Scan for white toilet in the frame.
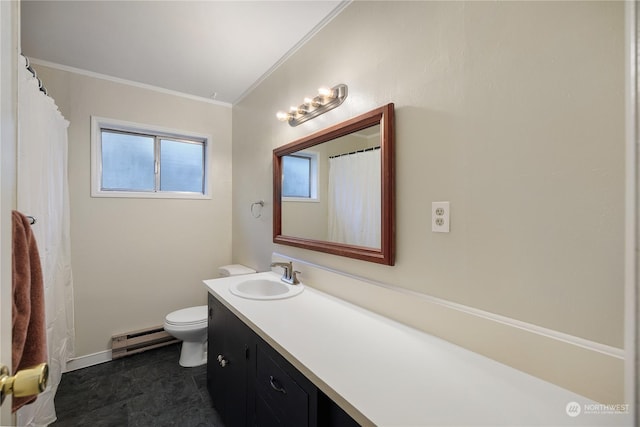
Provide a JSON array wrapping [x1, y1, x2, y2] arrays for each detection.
[[164, 305, 208, 367], [164, 264, 256, 367]]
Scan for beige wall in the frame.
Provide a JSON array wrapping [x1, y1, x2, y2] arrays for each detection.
[[35, 65, 233, 357], [233, 1, 625, 402]]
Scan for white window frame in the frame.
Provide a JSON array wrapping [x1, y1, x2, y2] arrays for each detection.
[[91, 116, 212, 199], [282, 150, 320, 203]]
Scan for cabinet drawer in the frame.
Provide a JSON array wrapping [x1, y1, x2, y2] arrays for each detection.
[[256, 345, 309, 426]]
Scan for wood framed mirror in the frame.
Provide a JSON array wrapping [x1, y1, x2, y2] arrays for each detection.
[[273, 103, 395, 265]]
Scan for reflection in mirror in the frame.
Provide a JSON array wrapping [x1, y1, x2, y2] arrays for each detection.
[[281, 124, 381, 248], [274, 104, 394, 265]]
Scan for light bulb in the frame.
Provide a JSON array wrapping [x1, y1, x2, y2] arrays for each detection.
[[276, 111, 290, 121], [305, 96, 321, 107], [318, 87, 335, 98]]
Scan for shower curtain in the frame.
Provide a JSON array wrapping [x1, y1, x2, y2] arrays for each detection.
[[16, 55, 75, 427], [328, 149, 381, 248]]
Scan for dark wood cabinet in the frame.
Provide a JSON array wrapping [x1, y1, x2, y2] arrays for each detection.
[[207, 293, 359, 427], [208, 293, 252, 427], [254, 341, 318, 427]]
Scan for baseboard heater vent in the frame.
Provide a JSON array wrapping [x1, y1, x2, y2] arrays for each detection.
[[111, 325, 180, 359]]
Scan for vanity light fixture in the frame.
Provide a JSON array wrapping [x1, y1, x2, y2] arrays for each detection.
[[276, 84, 348, 127]]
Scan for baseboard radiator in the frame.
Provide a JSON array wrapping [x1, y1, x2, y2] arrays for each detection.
[[111, 325, 180, 359]]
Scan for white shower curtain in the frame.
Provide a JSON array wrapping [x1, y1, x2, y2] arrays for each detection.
[[16, 55, 75, 427], [328, 149, 381, 248]]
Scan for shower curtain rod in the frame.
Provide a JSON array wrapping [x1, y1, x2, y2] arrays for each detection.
[[329, 145, 380, 159], [23, 55, 48, 96]]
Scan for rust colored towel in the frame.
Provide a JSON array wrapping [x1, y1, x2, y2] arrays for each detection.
[[11, 210, 47, 412]]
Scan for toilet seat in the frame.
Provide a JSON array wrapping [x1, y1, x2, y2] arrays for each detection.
[[165, 305, 207, 327]]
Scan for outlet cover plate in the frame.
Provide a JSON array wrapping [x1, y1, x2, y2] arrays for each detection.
[[432, 201, 450, 233]]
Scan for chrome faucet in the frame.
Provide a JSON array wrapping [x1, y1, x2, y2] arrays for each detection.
[[270, 261, 300, 285]]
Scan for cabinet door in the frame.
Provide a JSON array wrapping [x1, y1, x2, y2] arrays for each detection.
[[208, 294, 251, 427], [207, 294, 226, 413], [254, 340, 318, 427]]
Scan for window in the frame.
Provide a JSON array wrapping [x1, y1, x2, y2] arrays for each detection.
[[282, 155, 311, 197], [91, 117, 211, 199], [282, 151, 319, 201]]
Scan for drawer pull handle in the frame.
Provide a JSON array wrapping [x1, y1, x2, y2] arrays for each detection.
[[269, 376, 287, 394]]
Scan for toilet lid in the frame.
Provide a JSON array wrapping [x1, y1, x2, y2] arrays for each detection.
[[165, 305, 207, 326]]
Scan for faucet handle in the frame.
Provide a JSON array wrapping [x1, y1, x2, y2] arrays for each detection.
[[292, 271, 302, 285]]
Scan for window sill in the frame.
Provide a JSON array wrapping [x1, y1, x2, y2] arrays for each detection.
[[282, 197, 320, 203], [91, 190, 211, 200]]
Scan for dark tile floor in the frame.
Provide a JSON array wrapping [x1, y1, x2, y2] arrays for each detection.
[[51, 343, 225, 427]]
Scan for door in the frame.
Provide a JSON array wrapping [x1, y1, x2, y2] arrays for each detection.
[[0, 0, 18, 424]]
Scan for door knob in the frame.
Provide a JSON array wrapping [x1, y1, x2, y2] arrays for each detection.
[[0, 363, 48, 405]]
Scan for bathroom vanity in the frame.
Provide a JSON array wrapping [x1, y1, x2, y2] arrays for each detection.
[[204, 271, 628, 427], [207, 292, 357, 427]]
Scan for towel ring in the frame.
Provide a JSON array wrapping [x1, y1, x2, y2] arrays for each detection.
[[251, 200, 264, 218]]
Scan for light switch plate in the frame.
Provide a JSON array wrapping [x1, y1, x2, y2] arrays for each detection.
[[432, 201, 450, 233]]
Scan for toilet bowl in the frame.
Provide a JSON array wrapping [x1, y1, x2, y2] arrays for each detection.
[[164, 264, 257, 367], [163, 305, 208, 367]]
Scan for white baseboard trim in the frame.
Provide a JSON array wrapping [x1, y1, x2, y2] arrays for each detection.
[[64, 350, 112, 373]]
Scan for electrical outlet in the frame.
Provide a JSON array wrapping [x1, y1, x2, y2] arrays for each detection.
[[432, 201, 450, 233]]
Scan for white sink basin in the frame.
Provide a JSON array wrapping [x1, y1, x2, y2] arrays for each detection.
[[229, 279, 304, 300]]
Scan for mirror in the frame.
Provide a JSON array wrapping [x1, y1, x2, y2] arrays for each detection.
[[273, 103, 395, 265]]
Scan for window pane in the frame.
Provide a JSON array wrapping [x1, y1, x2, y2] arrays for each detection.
[[160, 139, 204, 193], [101, 131, 155, 191], [282, 155, 311, 197]]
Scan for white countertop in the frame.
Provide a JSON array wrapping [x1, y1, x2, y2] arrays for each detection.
[[204, 272, 630, 427]]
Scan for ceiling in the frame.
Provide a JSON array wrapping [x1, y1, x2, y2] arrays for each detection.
[[20, 0, 348, 105]]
